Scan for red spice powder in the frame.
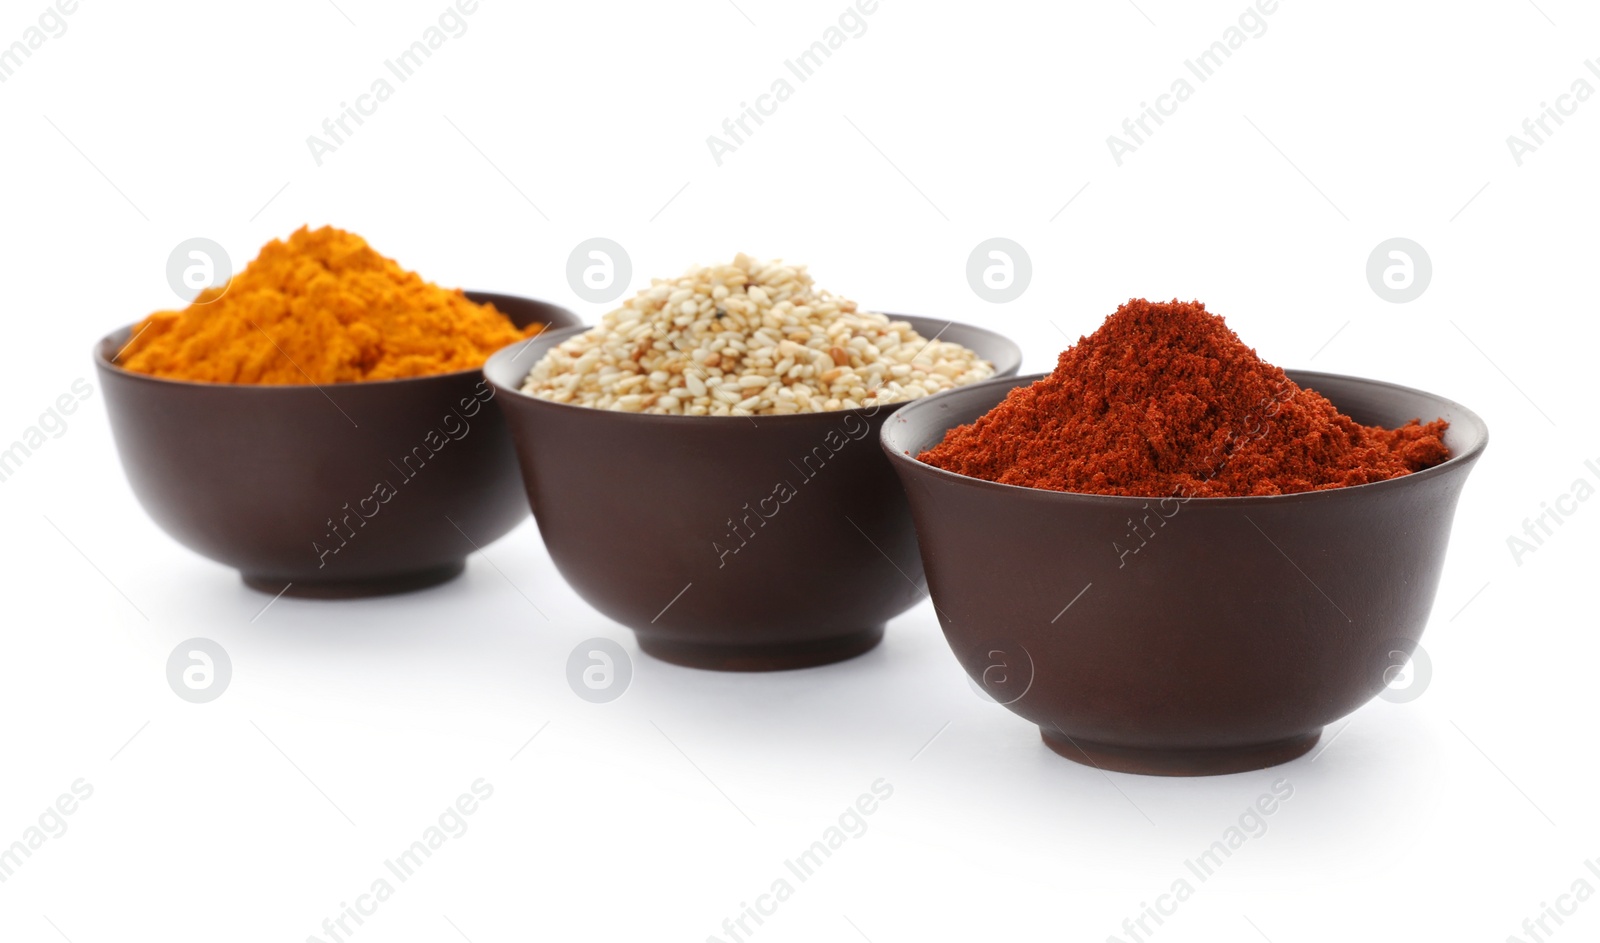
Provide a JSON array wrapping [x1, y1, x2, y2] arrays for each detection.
[[918, 299, 1450, 497]]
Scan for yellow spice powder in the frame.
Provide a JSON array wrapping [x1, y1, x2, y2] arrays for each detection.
[[119, 226, 540, 384]]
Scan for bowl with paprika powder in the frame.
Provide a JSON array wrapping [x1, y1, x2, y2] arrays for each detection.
[[485, 254, 1022, 670], [96, 226, 581, 598], [881, 299, 1487, 775]]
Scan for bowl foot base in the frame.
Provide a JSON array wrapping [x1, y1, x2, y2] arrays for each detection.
[[1040, 727, 1321, 777], [638, 626, 885, 672], [242, 561, 466, 600]]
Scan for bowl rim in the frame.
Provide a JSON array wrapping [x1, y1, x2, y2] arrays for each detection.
[[881, 368, 1490, 505], [91, 289, 580, 392], [482, 312, 1025, 426]]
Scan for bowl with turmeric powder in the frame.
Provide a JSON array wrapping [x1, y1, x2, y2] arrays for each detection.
[[95, 226, 580, 598], [881, 299, 1488, 775], [484, 254, 1021, 670]]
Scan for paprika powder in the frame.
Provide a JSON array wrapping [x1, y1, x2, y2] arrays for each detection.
[[918, 299, 1449, 497]]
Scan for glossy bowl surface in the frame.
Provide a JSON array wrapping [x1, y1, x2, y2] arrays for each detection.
[[96, 291, 580, 598], [881, 369, 1488, 774]]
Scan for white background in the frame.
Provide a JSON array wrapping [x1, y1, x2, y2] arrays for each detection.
[[1, 1, 1596, 941]]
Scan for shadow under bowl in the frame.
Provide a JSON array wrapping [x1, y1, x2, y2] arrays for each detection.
[[484, 315, 1023, 670], [95, 291, 581, 598], [881, 370, 1488, 775]]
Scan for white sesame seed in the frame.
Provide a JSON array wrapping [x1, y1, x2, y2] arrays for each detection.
[[521, 253, 994, 415]]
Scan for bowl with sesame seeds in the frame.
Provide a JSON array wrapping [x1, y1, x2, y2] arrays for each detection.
[[484, 254, 1020, 670]]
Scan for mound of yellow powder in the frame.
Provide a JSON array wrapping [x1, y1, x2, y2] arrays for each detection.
[[118, 226, 540, 384]]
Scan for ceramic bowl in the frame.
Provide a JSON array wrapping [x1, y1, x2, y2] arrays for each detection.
[[485, 315, 1022, 670], [95, 291, 580, 598], [881, 369, 1488, 775]]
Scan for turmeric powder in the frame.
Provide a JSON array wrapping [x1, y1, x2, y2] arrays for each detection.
[[118, 226, 542, 384]]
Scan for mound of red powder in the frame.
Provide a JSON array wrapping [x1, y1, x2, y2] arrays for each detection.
[[918, 299, 1449, 497]]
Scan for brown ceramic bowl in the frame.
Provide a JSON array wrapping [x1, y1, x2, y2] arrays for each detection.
[[95, 291, 580, 598], [485, 316, 1022, 671], [882, 370, 1488, 776]]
